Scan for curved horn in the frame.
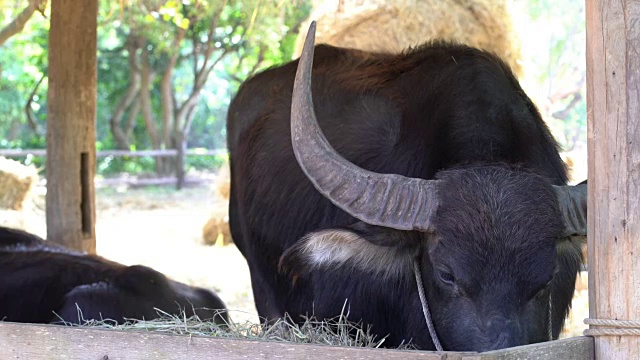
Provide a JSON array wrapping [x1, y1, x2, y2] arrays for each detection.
[[553, 183, 588, 237], [290, 21, 439, 231]]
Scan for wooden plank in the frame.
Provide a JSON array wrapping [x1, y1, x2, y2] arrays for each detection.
[[0, 322, 459, 360], [0, 149, 47, 157], [94, 176, 210, 188], [462, 337, 594, 360], [45, 0, 98, 253], [585, 0, 640, 359], [98, 149, 179, 157]]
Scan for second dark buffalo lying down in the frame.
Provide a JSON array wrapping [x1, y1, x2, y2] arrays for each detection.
[[227, 22, 587, 351], [0, 226, 228, 325]]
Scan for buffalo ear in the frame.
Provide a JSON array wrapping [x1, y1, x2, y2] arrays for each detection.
[[553, 182, 587, 237], [278, 225, 419, 280]]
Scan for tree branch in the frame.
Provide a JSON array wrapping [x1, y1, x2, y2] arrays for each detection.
[[549, 74, 586, 103], [552, 92, 583, 120], [124, 95, 141, 140], [197, 0, 228, 77], [0, 0, 47, 46], [246, 45, 266, 77], [24, 72, 46, 135], [174, 2, 230, 134]]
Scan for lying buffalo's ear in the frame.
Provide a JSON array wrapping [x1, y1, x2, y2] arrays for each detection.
[[278, 224, 419, 280]]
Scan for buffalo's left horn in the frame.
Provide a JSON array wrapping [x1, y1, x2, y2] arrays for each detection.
[[290, 21, 439, 231], [553, 183, 587, 237]]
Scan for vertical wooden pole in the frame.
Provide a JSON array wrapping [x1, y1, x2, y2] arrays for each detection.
[[586, 0, 640, 358], [46, 0, 98, 253]]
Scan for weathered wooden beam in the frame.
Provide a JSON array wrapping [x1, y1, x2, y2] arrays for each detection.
[[0, 322, 596, 359], [461, 337, 594, 360], [585, 0, 640, 359], [0, 149, 47, 157], [0, 322, 459, 360], [46, 0, 98, 253], [95, 176, 210, 188]]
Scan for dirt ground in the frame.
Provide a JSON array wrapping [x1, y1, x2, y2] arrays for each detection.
[[15, 178, 588, 337]]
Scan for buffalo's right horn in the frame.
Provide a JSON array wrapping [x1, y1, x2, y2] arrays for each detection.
[[290, 21, 439, 232], [553, 183, 588, 237]]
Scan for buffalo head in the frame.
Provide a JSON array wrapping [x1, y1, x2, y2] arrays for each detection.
[[280, 22, 587, 351]]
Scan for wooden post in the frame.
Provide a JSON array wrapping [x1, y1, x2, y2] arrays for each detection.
[[0, 322, 596, 360], [586, 0, 640, 358], [46, 0, 98, 253]]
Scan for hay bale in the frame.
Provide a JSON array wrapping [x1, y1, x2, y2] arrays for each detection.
[[294, 0, 522, 77], [0, 157, 39, 210], [202, 208, 232, 246], [202, 165, 233, 246], [215, 165, 230, 201], [560, 142, 588, 184]]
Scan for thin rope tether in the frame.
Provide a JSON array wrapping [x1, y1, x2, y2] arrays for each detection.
[[547, 294, 553, 341], [584, 318, 640, 336], [414, 260, 444, 351]]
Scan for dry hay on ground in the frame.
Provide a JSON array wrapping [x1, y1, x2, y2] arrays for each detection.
[[202, 208, 232, 246], [214, 164, 230, 200], [295, 0, 522, 77], [0, 156, 39, 211], [202, 166, 233, 246]]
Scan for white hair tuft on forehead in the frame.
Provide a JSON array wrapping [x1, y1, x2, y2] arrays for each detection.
[[290, 229, 418, 279]]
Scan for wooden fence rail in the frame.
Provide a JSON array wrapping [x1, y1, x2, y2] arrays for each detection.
[[0, 322, 594, 360], [0, 148, 228, 158], [0, 148, 228, 189]]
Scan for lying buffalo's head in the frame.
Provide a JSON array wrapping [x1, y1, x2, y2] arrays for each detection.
[[279, 22, 587, 351]]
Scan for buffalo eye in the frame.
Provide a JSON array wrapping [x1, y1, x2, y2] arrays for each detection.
[[437, 268, 456, 286]]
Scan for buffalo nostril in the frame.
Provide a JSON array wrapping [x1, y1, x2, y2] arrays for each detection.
[[481, 317, 523, 351]]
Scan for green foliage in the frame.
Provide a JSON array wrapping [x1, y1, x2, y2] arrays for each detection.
[[94, 0, 311, 154], [0, 0, 49, 143], [186, 153, 228, 171], [513, 0, 586, 152], [1, 0, 310, 168], [1, 0, 584, 179]]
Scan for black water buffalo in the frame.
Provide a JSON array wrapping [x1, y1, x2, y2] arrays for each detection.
[[227, 23, 587, 351], [0, 226, 228, 325]]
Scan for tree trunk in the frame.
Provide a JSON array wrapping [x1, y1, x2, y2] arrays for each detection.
[[160, 28, 185, 148], [175, 131, 186, 190], [109, 37, 141, 150], [46, 0, 98, 253], [7, 119, 21, 141], [139, 47, 160, 150]]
